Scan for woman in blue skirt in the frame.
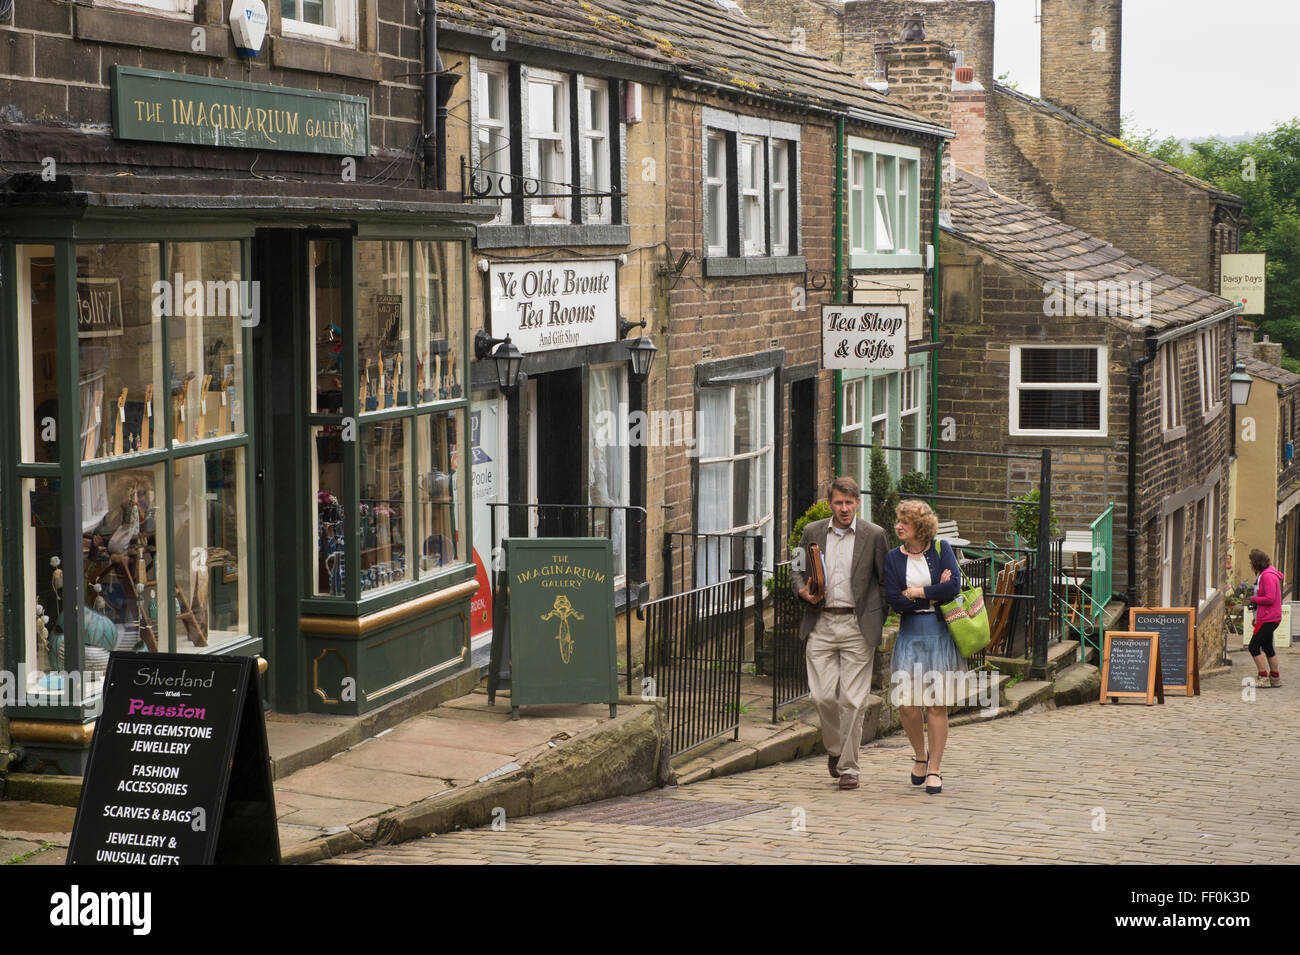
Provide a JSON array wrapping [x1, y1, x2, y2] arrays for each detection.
[[884, 499, 965, 794]]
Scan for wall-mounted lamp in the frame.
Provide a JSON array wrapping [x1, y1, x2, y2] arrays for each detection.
[[474, 330, 524, 396]]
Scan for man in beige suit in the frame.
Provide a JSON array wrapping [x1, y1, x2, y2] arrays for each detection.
[[790, 476, 887, 789]]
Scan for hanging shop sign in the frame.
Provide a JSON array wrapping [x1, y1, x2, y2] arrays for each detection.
[[489, 538, 618, 719], [821, 304, 908, 370], [110, 67, 369, 156], [488, 260, 618, 353], [68, 653, 280, 865], [1220, 253, 1265, 315]]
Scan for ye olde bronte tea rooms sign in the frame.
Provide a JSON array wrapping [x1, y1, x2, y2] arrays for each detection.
[[489, 260, 618, 353]]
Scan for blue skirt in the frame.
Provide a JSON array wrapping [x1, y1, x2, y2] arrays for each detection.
[[890, 611, 968, 706]]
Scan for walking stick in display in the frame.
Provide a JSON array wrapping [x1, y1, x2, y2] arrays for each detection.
[[391, 352, 401, 407], [83, 386, 104, 461], [141, 384, 153, 451], [114, 388, 127, 455]]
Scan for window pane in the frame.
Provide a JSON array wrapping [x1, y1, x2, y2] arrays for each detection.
[[414, 241, 464, 404], [587, 366, 626, 578], [698, 388, 730, 458], [167, 241, 246, 443], [361, 420, 413, 592], [1018, 391, 1101, 430], [735, 381, 761, 454], [172, 450, 247, 652], [76, 244, 163, 462], [311, 240, 346, 414], [529, 81, 557, 134], [17, 247, 58, 463], [82, 466, 167, 662], [698, 462, 730, 534], [314, 425, 347, 597], [357, 240, 410, 410], [418, 410, 468, 574], [1019, 348, 1098, 384]]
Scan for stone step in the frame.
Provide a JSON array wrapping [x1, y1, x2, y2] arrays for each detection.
[[987, 639, 1083, 681], [1005, 679, 1053, 714], [1053, 663, 1101, 707]]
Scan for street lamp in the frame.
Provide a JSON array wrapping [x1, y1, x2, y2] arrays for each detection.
[[619, 317, 657, 380], [474, 330, 524, 396], [1230, 363, 1252, 406]]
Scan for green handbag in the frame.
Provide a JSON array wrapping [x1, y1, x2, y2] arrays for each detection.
[[933, 540, 991, 656]]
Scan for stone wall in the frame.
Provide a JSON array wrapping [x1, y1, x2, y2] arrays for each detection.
[[1039, 0, 1123, 137]]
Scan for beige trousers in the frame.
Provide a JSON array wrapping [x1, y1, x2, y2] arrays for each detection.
[[805, 611, 876, 777]]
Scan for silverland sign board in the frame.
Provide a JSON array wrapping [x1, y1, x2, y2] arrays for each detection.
[[111, 67, 369, 156], [68, 653, 279, 866], [489, 260, 619, 353], [822, 304, 908, 370]]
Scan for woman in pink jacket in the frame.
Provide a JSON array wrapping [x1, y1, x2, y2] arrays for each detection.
[[1247, 549, 1283, 687]]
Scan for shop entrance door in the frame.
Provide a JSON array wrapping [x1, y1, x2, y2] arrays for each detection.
[[788, 376, 816, 532], [531, 367, 585, 537]]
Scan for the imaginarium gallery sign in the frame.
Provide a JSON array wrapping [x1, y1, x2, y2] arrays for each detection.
[[110, 67, 369, 156], [499, 538, 618, 718]]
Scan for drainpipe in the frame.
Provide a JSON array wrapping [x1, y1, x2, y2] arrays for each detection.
[[833, 115, 845, 479], [929, 139, 943, 493], [421, 0, 440, 189], [1126, 339, 1158, 606]]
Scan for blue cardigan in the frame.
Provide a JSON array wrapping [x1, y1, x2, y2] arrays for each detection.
[[884, 538, 962, 613]]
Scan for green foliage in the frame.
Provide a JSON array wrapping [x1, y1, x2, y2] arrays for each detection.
[[995, 70, 1020, 92], [1122, 117, 1300, 364], [869, 436, 900, 547], [788, 498, 831, 553], [897, 470, 933, 499], [1013, 487, 1059, 550]]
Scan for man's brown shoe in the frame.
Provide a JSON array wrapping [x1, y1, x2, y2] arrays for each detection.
[[838, 774, 859, 790], [827, 754, 841, 779]]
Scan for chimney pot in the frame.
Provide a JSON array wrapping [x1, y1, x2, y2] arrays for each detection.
[[900, 13, 926, 42], [955, 66, 974, 83]]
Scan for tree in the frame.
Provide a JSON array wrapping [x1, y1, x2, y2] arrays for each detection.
[[869, 436, 899, 547], [1123, 118, 1300, 363]]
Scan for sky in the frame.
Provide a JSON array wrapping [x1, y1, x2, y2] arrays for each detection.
[[992, 0, 1300, 140]]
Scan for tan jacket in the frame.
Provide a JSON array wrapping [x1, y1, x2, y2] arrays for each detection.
[[789, 517, 888, 647]]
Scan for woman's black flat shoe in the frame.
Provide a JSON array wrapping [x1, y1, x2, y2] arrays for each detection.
[[925, 772, 943, 794], [911, 755, 929, 786]]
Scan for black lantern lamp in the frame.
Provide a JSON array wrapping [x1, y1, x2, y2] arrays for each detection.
[[619, 317, 657, 380], [1230, 363, 1253, 406], [474, 330, 524, 396]]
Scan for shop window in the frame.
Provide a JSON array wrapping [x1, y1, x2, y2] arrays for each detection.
[[310, 238, 469, 600], [841, 377, 866, 492], [697, 374, 774, 585], [847, 136, 921, 269], [13, 239, 253, 691], [900, 366, 925, 475], [282, 0, 357, 46], [1010, 345, 1107, 437]]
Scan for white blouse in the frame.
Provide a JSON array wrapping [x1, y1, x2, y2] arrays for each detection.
[[906, 553, 935, 612]]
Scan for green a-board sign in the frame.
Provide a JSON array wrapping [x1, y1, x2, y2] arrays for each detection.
[[110, 67, 369, 156], [490, 538, 618, 720]]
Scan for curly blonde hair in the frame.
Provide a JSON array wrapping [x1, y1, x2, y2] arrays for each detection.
[[895, 499, 938, 545]]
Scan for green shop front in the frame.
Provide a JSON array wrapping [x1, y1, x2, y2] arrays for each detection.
[[0, 72, 488, 775]]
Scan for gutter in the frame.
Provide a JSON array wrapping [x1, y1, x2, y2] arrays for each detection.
[[1150, 305, 1242, 345], [1126, 339, 1159, 606], [422, 0, 440, 189], [929, 139, 943, 493], [833, 115, 845, 478]]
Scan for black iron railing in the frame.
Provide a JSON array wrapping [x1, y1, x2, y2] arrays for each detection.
[[637, 576, 746, 757], [662, 530, 767, 670], [769, 561, 810, 713]]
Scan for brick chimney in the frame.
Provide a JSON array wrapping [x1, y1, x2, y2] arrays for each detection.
[[950, 63, 986, 178], [882, 34, 961, 207], [1040, 0, 1123, 137]]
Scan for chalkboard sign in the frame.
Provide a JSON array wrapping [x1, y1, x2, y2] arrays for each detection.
[[1099, 631, 1165, 705], [1130, 607, 1198, 696], [491, 538, 618, 720], [68, 653, 280, 865]]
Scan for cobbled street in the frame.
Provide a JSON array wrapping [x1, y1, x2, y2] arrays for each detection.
[[324, 648, 1300, 864]]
